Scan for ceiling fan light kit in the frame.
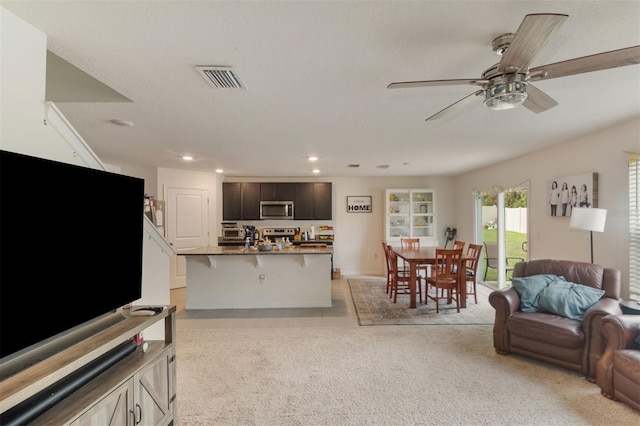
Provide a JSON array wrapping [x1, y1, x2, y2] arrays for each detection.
[[388, 13, 640, 121], [481, 64, 529, 110], [484, 81, 528, 110]]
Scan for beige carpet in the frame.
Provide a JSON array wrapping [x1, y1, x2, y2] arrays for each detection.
[[348, 277, 495, 325], [175, 326, 639, 425]]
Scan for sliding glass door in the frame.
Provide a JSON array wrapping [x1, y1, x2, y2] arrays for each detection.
[[477, 182, 529, 289]]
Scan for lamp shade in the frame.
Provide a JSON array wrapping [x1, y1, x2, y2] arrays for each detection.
[[569, 208, 607, 232]]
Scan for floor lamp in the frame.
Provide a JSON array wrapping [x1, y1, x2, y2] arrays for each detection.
[[569, 207, 607, 264]]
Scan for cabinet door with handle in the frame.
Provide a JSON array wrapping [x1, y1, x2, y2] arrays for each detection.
[[313, 182, 332, 220], [260, 183, 294, 201], [241, 183, 261, 220], [222, 183, 242, 220], [134, 350, 171, 426], [294, 183, 314, 220], [294, 182, 332, 220], [70, 379, 134, 426]]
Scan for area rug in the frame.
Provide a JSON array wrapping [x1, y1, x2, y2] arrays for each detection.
[[347, 277, 495, 326]]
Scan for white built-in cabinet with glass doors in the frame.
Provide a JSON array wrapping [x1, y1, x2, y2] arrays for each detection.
[[385, 189, 437, 246]]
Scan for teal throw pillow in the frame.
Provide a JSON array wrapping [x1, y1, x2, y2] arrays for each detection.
[[537, 280, 605, 320], [511, 274, 564, 312]]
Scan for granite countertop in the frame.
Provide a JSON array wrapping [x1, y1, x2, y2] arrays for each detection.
[[177, 245, 333, 256], [217, 238, 333, 246]]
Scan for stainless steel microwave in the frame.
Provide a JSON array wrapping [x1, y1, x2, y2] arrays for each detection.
[[260, 201, 294, 219]]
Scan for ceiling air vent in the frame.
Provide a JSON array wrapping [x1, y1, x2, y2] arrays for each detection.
[[196, 66, 246, 89]]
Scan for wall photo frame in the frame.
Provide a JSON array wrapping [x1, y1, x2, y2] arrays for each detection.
[[548, 172, 598, 217], [347, 196, 372, 213]]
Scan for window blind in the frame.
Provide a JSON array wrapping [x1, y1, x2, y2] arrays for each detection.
[[630, 153, 639, 301]]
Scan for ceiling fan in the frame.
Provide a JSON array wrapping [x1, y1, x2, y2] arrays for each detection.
[[387, 13, 640, 121]]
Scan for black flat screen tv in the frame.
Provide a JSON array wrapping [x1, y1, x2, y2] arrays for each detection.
[[0, 150, 144, 362]]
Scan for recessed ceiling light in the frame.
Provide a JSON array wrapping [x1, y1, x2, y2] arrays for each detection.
[[215, 169, 223, 173], [312, 169, 320, 174], [110, 119, 134, 127], [182, 155, 193, 161], [308, 156, 318, 162]]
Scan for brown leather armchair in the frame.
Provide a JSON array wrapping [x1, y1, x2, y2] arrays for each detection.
[[596, 314, 640, 411], [489, 259, 621, 380]]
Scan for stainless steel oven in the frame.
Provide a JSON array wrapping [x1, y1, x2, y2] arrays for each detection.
[[260, 201, 294, 219]]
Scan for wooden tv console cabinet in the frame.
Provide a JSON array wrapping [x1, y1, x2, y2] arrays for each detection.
[[0, 306, 176, 425]]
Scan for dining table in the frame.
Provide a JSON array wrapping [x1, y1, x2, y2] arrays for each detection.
[[392, 246, 474, 309]]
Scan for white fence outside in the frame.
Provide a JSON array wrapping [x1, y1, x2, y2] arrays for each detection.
[[482, 206, 527, 234]]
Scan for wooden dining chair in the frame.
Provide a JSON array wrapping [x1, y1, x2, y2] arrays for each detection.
[[434, 240, 465, 280], [453, 240, 466, 251], [464, 243, 483, 304], [448, 240, 466, 273], [381, 241, 404, 295], [388, 245, 422, 304], [401, 238, 420, 250], [400, 238, 429, 277], [382, 241, 393, 294], [425, 248, 462, 313], [436, 240, 466, 295]]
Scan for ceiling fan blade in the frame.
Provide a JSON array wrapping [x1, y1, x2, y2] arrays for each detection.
[[498, 13, 568, 73], [530, 45, 640, 81], [387, 79, 487, 89], [522, 83, 558, 113], [426, 90, 484, 121]]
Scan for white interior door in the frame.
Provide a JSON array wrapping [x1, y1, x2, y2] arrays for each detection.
[[166, 187, 209, 289]]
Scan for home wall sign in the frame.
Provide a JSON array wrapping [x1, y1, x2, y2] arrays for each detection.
[[347, 196, 372, 213]]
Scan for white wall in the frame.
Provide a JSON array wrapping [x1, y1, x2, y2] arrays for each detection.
[[118, 162, 159, 198], [0, 8, 80, 164], [332, 176, 455, 275], [1, 8, 171, 338], [454, 117, 639, 299]]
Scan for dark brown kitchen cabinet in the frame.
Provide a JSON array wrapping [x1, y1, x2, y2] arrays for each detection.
[[224, 181, 331, 220], [294, 182, 332, 220], [294, 183, 314, 220], [260, 183, 294, 201], [313, 182, 332, 220], [223, 182, 261, 220], [241, 183, 261, 220], [223, 182, 242, 220]]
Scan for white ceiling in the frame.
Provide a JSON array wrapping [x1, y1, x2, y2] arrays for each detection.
[[3, 1, 639, 177]]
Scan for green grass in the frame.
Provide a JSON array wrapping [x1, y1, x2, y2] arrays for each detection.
[[481, 230, 528, 282]]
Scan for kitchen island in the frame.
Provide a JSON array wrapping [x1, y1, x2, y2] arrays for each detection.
[[177, 246, 333, 309]]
